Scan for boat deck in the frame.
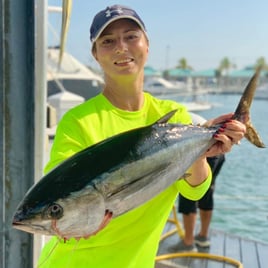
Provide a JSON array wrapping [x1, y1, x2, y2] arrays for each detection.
[[156, 220, 268, 268]]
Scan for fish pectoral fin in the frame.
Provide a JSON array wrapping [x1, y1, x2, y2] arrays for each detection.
[[156, 110, 178, 124], [245, 121, 265, 148], [107, 163, 171, 199]]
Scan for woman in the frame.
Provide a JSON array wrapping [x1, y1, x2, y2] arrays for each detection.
[[39, 5, 245, 267]]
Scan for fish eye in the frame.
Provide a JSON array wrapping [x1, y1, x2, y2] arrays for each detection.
[[46, 203, 63, 219]]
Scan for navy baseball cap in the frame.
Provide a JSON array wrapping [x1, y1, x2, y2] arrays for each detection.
[[90, 5, 147, 43]]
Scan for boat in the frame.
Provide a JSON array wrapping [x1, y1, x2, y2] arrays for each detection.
[[158, 92, 212, 112], [144, 77, 212, 112], [144, 76, 188, 96], [47, 47, 104, 100], [46, 47, 105, 124], [180, 101, 212, 112]]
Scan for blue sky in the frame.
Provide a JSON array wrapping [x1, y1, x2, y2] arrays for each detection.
[[48, 0, 268, 71]]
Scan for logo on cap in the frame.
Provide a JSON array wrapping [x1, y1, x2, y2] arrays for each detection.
[[105, 7, 124, 18]]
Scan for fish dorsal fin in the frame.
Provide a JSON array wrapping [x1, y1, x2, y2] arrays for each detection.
[[233, 66, 261, 117], [232, 66, 265, 148], [156, 110, 178, 124]]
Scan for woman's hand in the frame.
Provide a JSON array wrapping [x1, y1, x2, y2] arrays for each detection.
[[204, 113, 247, 157]]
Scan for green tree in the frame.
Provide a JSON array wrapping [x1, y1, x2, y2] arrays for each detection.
[[255, 57, 268, 70], [218, 57, 232, 74], [176, 58, 193, 70]]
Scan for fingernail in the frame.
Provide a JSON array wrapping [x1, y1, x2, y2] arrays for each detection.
[[213, 134, 219, 138], [218, 128, 225, 133]]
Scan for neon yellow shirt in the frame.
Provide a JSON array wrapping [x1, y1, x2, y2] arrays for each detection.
[[39, 92, 211, 267]]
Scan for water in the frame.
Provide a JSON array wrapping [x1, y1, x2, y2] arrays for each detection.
[[195, 94, 268, 243]]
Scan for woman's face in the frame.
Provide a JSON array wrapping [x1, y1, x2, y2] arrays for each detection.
[[93, 19, 149, 80]]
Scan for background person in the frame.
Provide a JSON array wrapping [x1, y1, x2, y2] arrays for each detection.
[[175, 113, 225, 252], [176, 155, 225, 251]]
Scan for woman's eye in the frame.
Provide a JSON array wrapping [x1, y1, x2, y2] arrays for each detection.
[[101, 38, 114, 46], [126, 32, 141, 41], [127, 35, 137, 40]]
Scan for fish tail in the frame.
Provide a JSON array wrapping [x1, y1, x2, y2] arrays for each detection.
[[232, 66, 265, 148], [244, 121, 265, 148]]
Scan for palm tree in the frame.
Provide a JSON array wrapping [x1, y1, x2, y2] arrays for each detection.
[[218, 57, 235, 88], [176, 58, 193, 70], [218, 57, 232, 74], [255, 57, 268, 70]]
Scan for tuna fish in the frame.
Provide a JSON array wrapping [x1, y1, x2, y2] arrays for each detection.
[[12, 68, 265, 241]]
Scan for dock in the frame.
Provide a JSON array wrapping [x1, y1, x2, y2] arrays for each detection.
[[156, 216, 268, 268]]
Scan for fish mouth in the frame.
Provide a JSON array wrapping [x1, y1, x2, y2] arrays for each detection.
[[12, 221, 47, 233], [12, 221, 30, 230], [12, 211, 49, 234], [12, 212, 29, 227]]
